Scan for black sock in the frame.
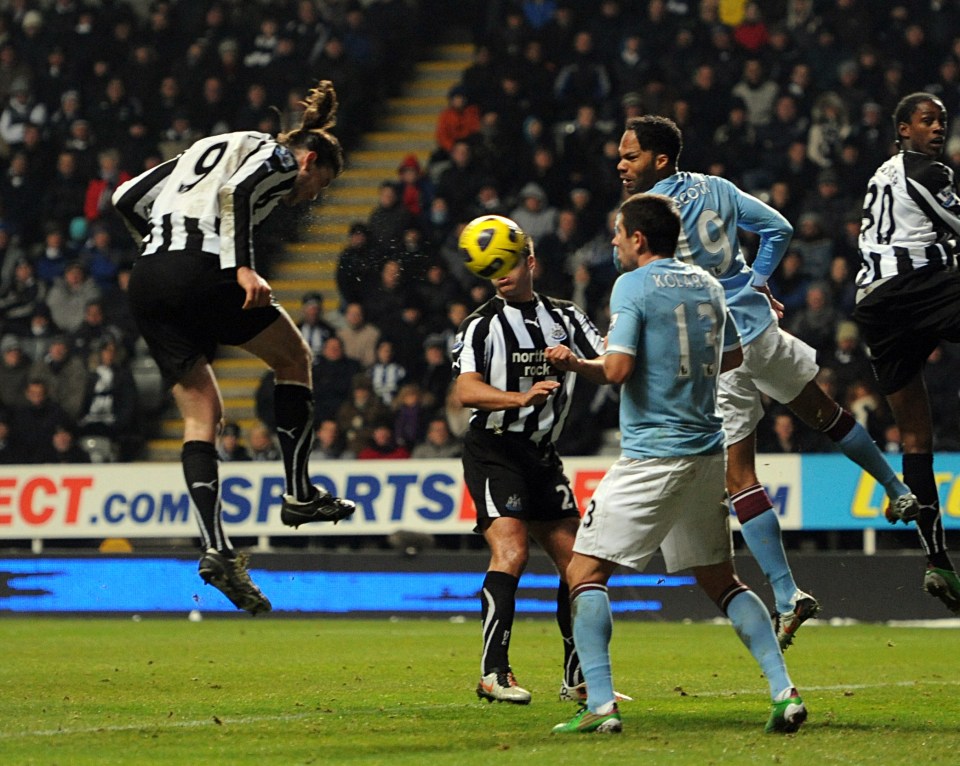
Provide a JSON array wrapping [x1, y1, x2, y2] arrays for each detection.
[[182, 440, 231, 554], [903, 453, 953, 569], [557, 579, 582, 687], [274, 382, 315, 501], [480, 571, 519, 675]]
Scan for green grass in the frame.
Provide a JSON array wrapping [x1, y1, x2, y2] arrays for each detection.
[[1, 618, 957, 765]]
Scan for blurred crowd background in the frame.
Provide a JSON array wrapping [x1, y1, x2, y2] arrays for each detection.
[[2, 0, 960, 468]]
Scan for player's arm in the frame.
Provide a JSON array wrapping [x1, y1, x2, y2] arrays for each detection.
[[911, 161, 960, 237], [455, 371, 560, 410], [602, 351, 634, 385], [219, 143, 297, 308], [732, 187, 794, 289], [544, 345, 610, 385], [111, 156, 178, 241]]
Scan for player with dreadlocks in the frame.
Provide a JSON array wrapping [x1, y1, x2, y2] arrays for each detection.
[[113, 80, 356, 614]]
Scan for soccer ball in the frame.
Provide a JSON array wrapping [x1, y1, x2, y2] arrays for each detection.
[[459, 215, 527, 279]]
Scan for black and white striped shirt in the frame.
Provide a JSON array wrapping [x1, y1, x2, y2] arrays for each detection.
[[857, 150, 960, 291], [452, 293, 604, 447], [111, 131, 299, 271]]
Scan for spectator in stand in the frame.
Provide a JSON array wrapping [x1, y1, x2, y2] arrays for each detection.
[[312, 418, 352, 460], [767, 180, 802, 227], [63, 119, 97, 181], [419, 333, 452, 411], [248, 420, 281, 461], [792, 212, 835, 283], [824, 256, 857, 319], [362, 259, 408, 336], [559, 103, 610, 190], [0, 43, 32, 106], [312, 335, 362, 424], [0, 411, 19, 463], [38, 421, 91, 463], [0, 78, 47, 149], [18, 303, 59, 363], [367, 181, 414, 255], [392, 382, 429, 449], [311, 35, 367, 149], [510, 183, 559, 243], [297, 291, 336, 357], [0, 334, 31, 408], [233, 81, 277, 134], [807, 91, 852, 169], [11, 378, 71, 463], [434, 85, 481, 160], [768, 249, 810, 316], [730, 57, 779, 131], [786, 281, 838, 362], [822, 321, 874, 405], [394, 154, 433, 229], [516, 143, 568, 210], [337, 373, 391, 455], [83, 149, 131, 242], [370, 338, 406, 406], [217, 421, 252, 462], [78, 224, 126, 291], [411, 415, 462, 459], [356, 419, 410, 460], [552, 30, 611, 121], [435, 139, 485, 223], [41, 152, 88, 234], [923, 345, 960, 451], [30, 222, 75, 285], [76, 336, 139, 460], [0, 150, 44, 245], [29, 334, 86, 422], [0, 257, 46, 335], [47, 261, 101, 335], [338, 301, 380, 370], [89, 76, 142, 150], [800, 168, 852, 243], [70, 299, 123, 362], [756, 94, 810, 184], [336, 222, 382, 309]]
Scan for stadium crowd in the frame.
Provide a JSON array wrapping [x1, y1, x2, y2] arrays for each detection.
[[2, 0, 960, 465]]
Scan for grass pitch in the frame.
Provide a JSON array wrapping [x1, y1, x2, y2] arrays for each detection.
[[1, 618, 957, 765]]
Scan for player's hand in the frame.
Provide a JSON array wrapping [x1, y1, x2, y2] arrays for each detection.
[[753, 283, 784, 320], [519, 379, 560, 407], [237, 266, 273, 309], [545, 345, 578, 371]]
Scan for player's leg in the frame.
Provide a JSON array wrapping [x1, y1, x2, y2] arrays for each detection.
[[721, 346, 816, 642], [174, 359, 270, 615], [477, 516, 532, 703], [786, 379, 915, 514], [551, 551, 621, 734], [887, 374, 960, 613], [241, 312, 354, 526], [694, 561, 806, 733], [530, 516, 584, 699]]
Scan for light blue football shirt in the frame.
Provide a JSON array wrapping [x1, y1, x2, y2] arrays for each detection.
[[648, 172, 793, 346], [606, 258, 737, 459]]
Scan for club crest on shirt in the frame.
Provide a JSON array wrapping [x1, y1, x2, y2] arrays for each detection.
[[550, 325, 567, 341], [276, 147, 297, 171]]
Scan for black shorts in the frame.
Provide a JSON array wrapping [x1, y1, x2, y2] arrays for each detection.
[[127, 251, 280, 385], [462, 428, 580, 531], [854, 268, 960, 395]]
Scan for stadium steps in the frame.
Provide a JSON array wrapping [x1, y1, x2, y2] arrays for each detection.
[[141, 41, 472, 461]]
